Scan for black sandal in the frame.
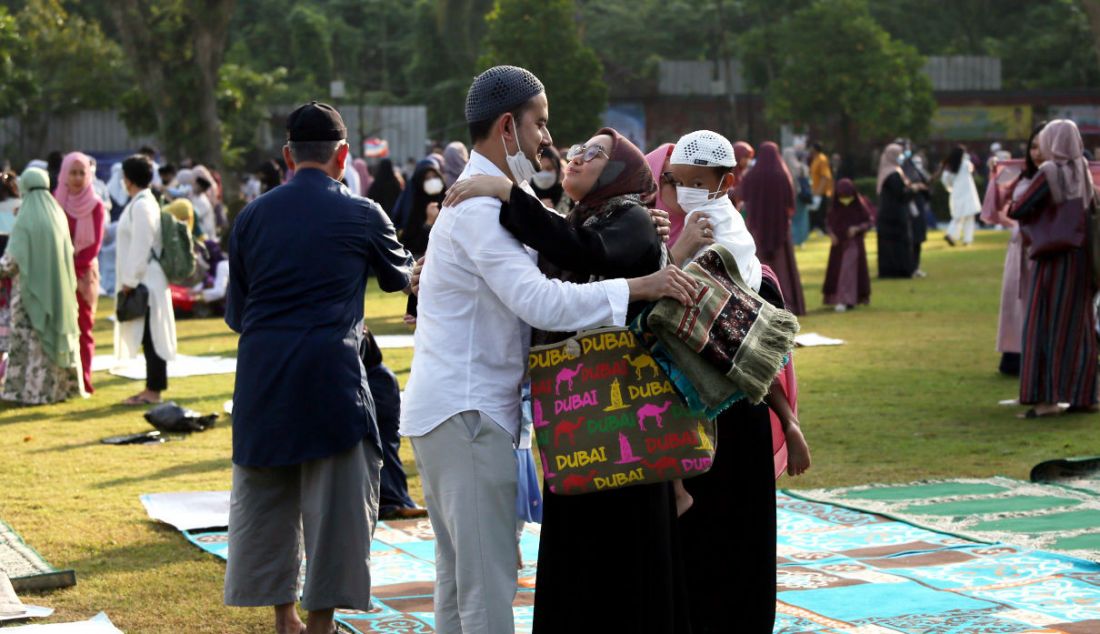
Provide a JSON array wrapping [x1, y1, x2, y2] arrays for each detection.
[[1019, 407, 1063, 419]]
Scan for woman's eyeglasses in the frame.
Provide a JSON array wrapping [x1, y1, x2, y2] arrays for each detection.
[[566, 144, 609, 164]]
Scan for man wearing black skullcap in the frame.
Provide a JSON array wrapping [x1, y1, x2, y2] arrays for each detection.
[[223, 101, 414, 634], [400, 66, 696, 634]]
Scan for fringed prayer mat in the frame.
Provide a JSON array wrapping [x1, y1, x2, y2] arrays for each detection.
[[788, 476, 1100, 564], [0, 519, 75, 593], [172, 491, 1100, 633]]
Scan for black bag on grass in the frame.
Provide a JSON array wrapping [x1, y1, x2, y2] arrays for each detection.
[[144, 402, 218, 433]]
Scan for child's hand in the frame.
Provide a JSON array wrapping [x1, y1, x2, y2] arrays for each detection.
[[784, 422, 812, 476]]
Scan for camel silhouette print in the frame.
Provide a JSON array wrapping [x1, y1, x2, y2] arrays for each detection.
[[622, 353, 660, 381], [642, 456, 680, 479], [554, 417, 586, 447], [561, 469, 598, 494], [636, 400, 672, 431], [555, 363, 584, 395]]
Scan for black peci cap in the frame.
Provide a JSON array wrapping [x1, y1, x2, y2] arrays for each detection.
[[464, 66, 544, 124], [286, 101, 347, 142]]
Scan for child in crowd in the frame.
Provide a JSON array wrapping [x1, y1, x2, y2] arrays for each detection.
[[665, 130, 763, 291], [655, 129, 814, 519]]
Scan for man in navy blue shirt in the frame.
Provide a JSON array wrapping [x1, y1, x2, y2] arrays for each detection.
[[223, 101, 413, 634]]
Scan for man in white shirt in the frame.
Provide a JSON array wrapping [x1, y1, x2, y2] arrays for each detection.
[[400, 66, 695, 634]]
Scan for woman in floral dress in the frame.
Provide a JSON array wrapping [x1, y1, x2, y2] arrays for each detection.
[[0, 167, 83, 405]]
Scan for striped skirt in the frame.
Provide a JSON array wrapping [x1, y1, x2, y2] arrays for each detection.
[[1020, 247, 1098, 407]]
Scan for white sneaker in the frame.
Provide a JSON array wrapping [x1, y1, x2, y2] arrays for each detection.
[[834, 304, 848, 313]]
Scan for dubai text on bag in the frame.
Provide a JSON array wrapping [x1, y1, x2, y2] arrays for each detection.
[[528, 327, 716, 495]]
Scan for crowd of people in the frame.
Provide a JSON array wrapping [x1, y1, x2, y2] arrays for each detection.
[[1, 58, 1097, 634]]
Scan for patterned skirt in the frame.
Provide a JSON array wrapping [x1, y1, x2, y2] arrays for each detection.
[[0, 281, 82, 406], [1020, 248, 1098, 407]]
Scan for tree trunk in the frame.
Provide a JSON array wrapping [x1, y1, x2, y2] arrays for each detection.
[[108, 0, 234, 171], [189, 0, 235, 168], [107, 0, 169, 144], [1083, 0, 1100, 72]]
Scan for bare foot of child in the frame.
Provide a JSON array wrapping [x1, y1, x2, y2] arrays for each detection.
[[785, 423, 812, 477], [673, 478, 694, 516]]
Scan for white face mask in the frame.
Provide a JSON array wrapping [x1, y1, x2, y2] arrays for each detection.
[[423, 177, 444, 196], [675, 185, 728, 215], [531, 170, 557, 190], [501, 117, 538, 184]]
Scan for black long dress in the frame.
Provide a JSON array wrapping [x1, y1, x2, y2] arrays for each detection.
[[876, 172, 917, 278], [678, 276, 785, 634], [903, 159, 930, 270], [498, 186, 691, 634]]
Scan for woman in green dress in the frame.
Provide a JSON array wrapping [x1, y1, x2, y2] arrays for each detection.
[[0, 167, 83, 405]]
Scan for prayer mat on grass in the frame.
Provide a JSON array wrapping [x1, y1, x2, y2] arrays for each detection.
[[0, 520, 74, 593], [91, 354, 236, 379], [171, 491, 1100, 633], [182, 519, 540, 633], [788, 476, 1100, 563]]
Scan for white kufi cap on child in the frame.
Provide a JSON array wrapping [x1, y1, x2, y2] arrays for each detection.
[[670, 130, 736, 168]]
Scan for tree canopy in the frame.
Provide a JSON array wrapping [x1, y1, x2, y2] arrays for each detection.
[[480, 0, 607, 145], [747, 0, 935, 149], [3, 0, 1100, 168]]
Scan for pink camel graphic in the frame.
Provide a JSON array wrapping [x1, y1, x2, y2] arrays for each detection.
[[555, 363, 584, 395], [636, 400, 672, 432]]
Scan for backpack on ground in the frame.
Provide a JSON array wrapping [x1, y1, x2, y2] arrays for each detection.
[[152, 211, 196, 284]]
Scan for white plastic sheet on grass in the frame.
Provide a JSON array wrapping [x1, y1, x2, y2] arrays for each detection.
[[139, 491, 230, 531]]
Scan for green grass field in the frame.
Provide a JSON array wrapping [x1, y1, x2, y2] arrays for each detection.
[[1, 229, 1097, 632]]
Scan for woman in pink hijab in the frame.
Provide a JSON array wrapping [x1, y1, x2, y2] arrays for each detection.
[[1010, 119, 1098, 418], [54, 151, 105, 393]]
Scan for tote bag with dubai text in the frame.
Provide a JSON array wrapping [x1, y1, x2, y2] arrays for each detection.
[[527, 327, 716, 495]]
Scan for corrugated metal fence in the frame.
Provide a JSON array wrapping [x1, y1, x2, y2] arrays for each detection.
[[1, 104, 427, 168], [657, 56, 1002, 95], [922, 56, 1002, 91]]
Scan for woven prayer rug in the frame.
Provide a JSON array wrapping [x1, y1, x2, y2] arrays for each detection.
[[788, 476, 1100, 563], [0, 519, 75, 592], [177, 491, 1100, 633]]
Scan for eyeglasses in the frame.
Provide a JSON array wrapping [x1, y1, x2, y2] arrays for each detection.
[[566, 144, 609, 164]]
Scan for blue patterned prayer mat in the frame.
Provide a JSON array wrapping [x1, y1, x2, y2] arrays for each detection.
[[789, 476, 1100, 563], [183, 519, 540, 633], [773, 494, 1100, 633], [179, 494, 1100, 633]]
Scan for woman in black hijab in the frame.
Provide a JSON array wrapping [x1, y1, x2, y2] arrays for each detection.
[[366, 158, 404, 219], [399, 158, 446, 258]]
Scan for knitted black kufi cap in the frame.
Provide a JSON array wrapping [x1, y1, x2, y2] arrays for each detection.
[[464, 66, 544, 124]]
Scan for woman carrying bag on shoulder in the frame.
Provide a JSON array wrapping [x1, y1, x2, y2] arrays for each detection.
[[115, 154, 177, 406], [1009, 119, 1098, 419]]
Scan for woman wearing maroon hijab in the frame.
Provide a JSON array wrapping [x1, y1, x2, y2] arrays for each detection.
[[740, 142, 806, 315], [823, 179, 873, 311], [729, 141, 755, 207]]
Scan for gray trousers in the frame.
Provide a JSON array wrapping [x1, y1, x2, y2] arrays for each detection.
[[224, 438, 382, 612], [411, 411, 518, 634]]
